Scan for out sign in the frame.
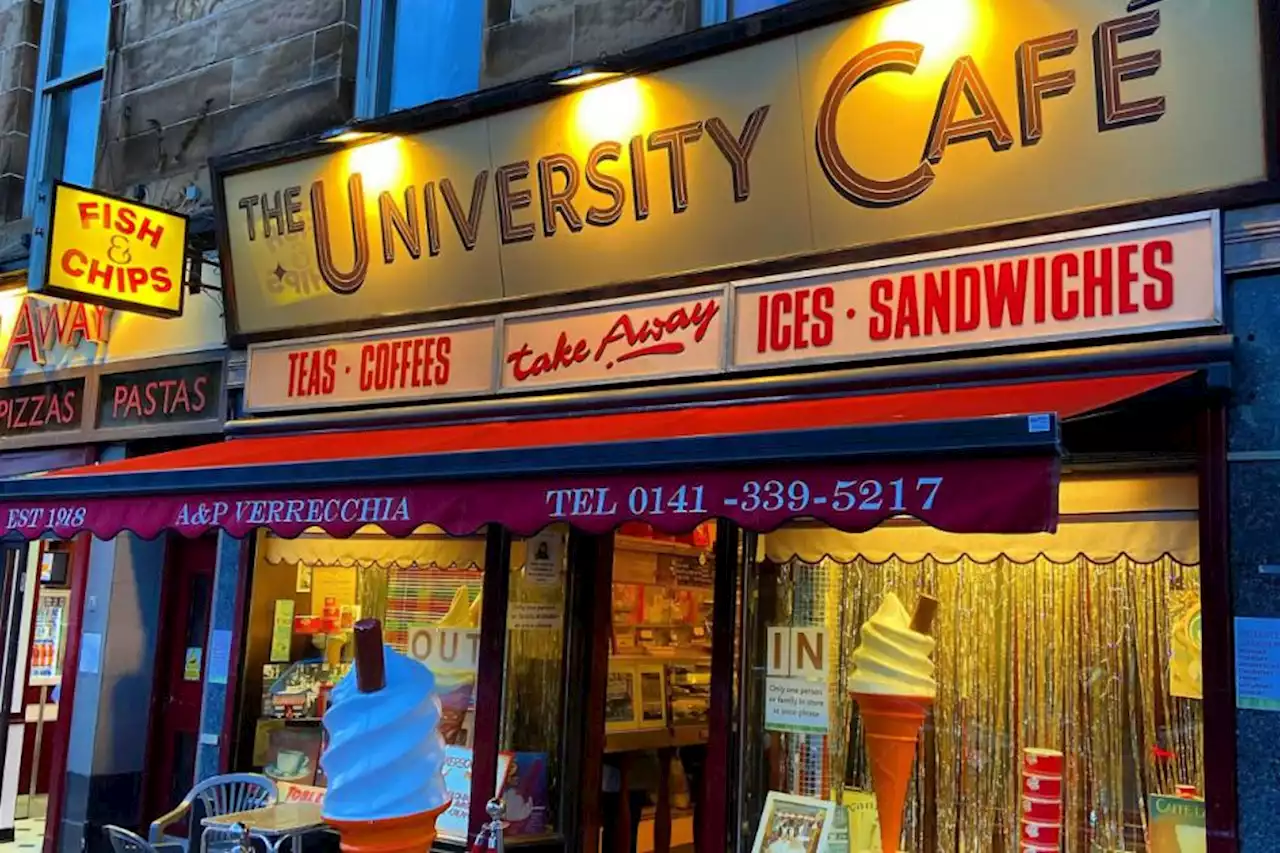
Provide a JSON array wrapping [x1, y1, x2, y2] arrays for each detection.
[[767, 627, 828, 677]]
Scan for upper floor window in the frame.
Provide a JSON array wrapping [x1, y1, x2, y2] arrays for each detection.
[[703, 0, 797, 25], [24, 0, 109, 214], [356, 0, 485, 118]]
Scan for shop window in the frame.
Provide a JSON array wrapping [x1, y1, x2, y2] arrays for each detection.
[[738, 474, 1205, 852], [602, 523, 717, 851], [355, 0, 484, 118], [25, 0, 108, 214], [238, 524, 494, 845], [500, 527, 570, 840], [702, 0, 797, 25]]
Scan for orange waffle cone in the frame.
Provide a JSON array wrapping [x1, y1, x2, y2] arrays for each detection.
[[855, 693, 931, 853], [325, 802, 450, 853]]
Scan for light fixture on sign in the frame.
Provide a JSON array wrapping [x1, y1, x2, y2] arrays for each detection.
[[321, 127, 382, 145], [551, 65, 623, 87]]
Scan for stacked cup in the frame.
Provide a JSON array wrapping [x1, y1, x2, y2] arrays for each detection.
[[1021, 748, 1064, 852]]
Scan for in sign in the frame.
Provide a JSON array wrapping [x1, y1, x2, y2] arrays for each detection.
[[767, 627, 828, 677]]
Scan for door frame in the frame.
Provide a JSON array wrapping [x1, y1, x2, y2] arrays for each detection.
[[139, 534, 216, 830]]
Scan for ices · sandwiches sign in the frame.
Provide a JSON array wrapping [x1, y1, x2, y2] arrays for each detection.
[[37, 183, 188, 318]]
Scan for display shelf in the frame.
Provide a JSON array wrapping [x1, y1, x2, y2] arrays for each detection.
[[614, 536, 709, 558], [610, 653, 711, 665]]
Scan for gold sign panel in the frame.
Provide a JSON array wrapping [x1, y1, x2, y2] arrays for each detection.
[[219, 0, 1265, 339], [42, 183, 188, 317]]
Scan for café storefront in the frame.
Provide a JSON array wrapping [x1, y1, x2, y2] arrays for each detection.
[[2, 1, 1272, 851]]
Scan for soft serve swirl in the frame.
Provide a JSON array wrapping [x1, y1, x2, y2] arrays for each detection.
[[321, 646, 450, 821], [850, 593, 937, 698]]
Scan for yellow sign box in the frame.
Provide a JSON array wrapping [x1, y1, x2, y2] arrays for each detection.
[[41, 182, 188, 317]]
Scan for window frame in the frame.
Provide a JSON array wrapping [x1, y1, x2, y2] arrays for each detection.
[[23, 0, 109, 215], [355, 0, 485, 120]]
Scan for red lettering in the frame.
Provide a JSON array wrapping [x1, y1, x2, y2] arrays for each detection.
[[435, 337, 451, 385], [322, 349, 337, 394], [288, 351, 304, 397], [1051, 253, 1081, 321], [1083, 248, 1113, 317], [955, 267, 981, 332], [923, 271, 951, 335], [983, 260, 1029, 328], [60, 249, 87, 278], [869, 279, 893, 341], [769, 292, 793, 351], [1117, 243, 1140, 314], [811, 286, 834, 347], [1143, 240, 1174, 310], [894, 275, 921, 339]]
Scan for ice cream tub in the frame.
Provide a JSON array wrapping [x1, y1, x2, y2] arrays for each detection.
[[1023, 748, 1064, 775], [1020, 821, 1062, 846], [1021, 796, 1062, 823], [1022, 773, 1063, 799]]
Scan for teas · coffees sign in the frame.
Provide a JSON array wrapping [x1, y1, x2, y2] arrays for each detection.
[[244, 212, 1219, 413], [218, 0, 1262, 340], [39, 183, 188, 317]]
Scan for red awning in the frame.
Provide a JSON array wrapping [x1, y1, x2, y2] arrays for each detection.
[[0, 371, 1192, 541]]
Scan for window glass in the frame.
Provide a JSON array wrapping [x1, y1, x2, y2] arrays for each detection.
[[501, 526, 570, 839], [603, 523, 717, 851], [48, 0, 109, 80], [730, 0, 796, 18], [740, 477, 1205, 852], [386, 0, 484, 113], [44, 80, 101, 188], [238, 526, 491, 845]]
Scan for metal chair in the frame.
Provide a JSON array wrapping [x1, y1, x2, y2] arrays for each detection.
[[105, 825, 185, 853], [149, 773, 278, 853]]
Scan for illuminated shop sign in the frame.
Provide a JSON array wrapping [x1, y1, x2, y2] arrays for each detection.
[[0, 378, 84, 438], [219, 0, 1262, 340], [244, 212, 1219, 413], [1, 295, 110, 369], [39, 183, 188, 317], [96, 361, 223, 429]]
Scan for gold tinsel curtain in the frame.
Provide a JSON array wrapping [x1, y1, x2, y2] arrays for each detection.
[[771, 554, 1202, 852]]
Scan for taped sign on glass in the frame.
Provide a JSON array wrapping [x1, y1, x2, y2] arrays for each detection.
[[765, 627, 830, 734]]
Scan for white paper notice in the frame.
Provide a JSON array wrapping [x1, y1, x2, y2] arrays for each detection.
[[765, 677, 829, 733], [1236, 617, 1280, 711], [508, 602, 562, 630]]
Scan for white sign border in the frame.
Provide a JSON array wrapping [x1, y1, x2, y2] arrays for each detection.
[[242, 212, 1222, 415], [725, 209, 1222, 374]]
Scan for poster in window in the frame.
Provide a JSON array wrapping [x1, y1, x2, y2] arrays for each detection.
[[271, 599, 295, 662], [1170, 588, 1203, 700], [750, 792, 835, 853]]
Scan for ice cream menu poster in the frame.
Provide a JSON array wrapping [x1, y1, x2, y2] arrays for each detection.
[[438, 746, 512, 841]]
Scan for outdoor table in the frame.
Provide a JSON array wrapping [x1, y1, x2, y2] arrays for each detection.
[[202, 802, 327, 853]]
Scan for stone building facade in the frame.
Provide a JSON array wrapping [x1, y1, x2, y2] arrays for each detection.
[[0, 0, 706, 273]]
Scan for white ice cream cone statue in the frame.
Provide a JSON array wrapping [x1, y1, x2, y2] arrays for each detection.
[[851, 594, 938, 853], [321, 619, 450, 853]]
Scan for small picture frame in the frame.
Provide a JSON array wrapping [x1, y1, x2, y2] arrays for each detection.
[[751, 792, 836, 853], [296, 565, 313, 593], [605, 666, 639, 732], [636, 664, 667, 729]]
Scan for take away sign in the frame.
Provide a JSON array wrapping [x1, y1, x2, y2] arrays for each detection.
[[38, 183, 188, 318]]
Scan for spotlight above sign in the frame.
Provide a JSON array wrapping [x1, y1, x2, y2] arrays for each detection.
[[33, 183, 189, 318]]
